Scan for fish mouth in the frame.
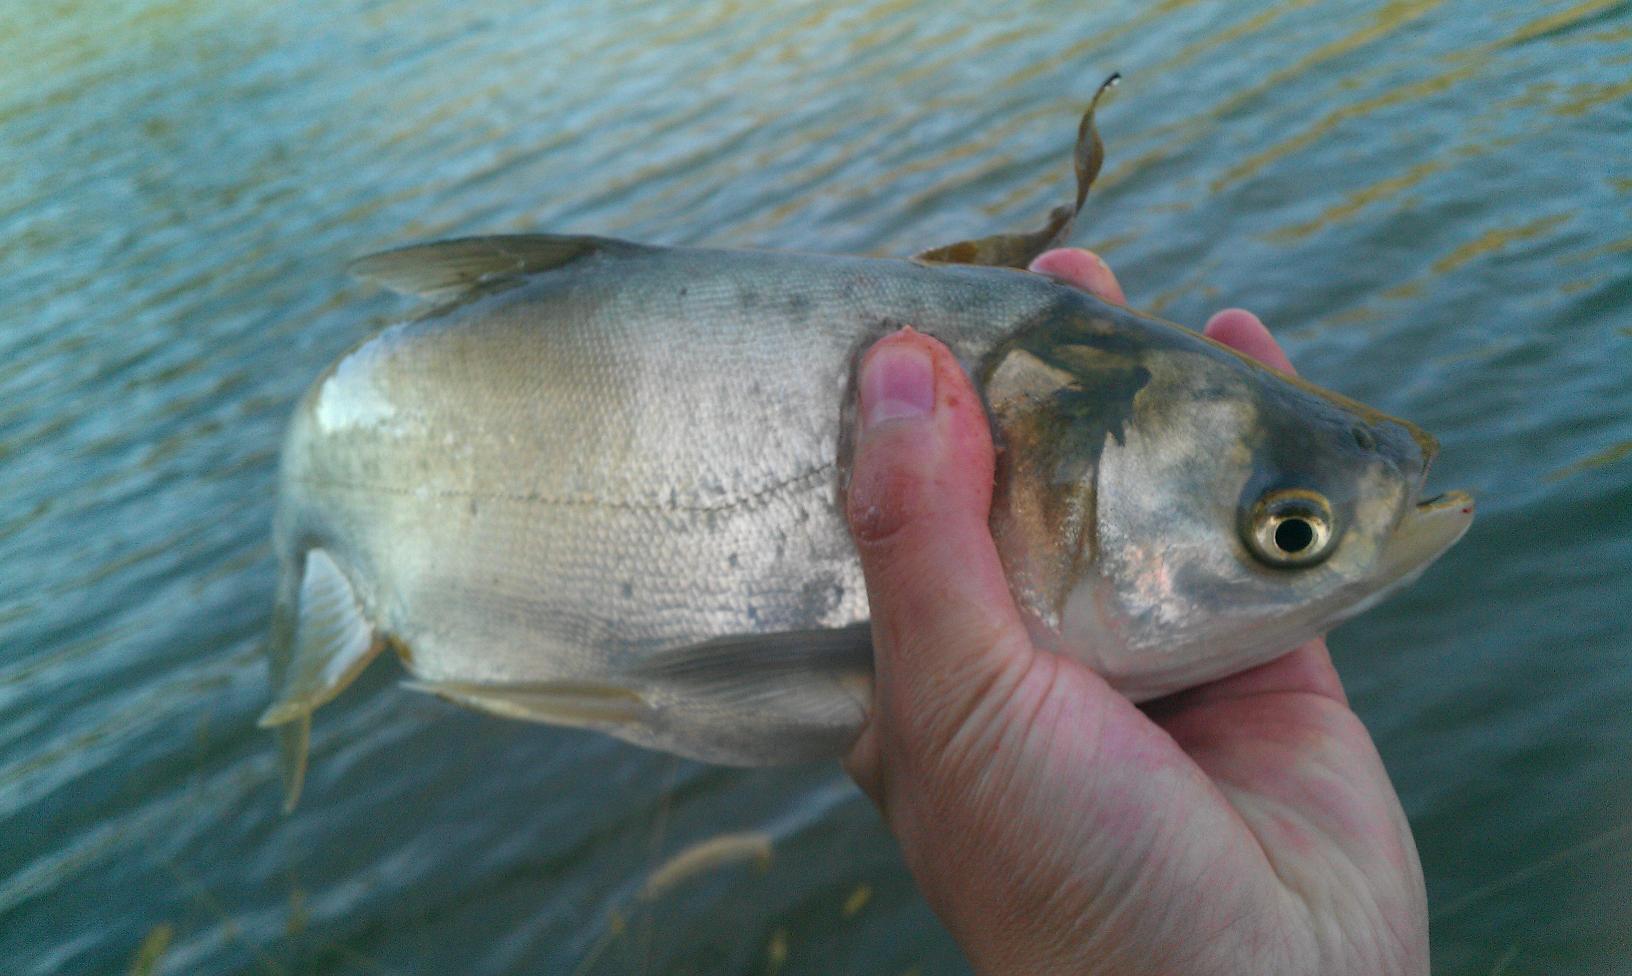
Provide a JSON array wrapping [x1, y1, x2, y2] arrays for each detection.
[[1411, 439, 1472, 518], [1383, 486, 1474, 582], [1408, 431, 1471, 523], [1415, 489, 1475, 515]]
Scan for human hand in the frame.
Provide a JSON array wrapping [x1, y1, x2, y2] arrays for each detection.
[[842, 249, 1428, 975]]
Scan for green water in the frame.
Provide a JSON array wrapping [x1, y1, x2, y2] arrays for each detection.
[[4, 1, 1630, 972]]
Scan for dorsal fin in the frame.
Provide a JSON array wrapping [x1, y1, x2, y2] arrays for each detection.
[[348, 233, 649, 301]]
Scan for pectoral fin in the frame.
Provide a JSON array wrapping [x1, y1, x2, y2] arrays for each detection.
[[634, 625, 874, 711], [634, 625, 875, 763], [915, 73, 1119, 269]]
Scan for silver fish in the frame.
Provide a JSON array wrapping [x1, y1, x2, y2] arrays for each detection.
[[261, 79, 1471, 808]]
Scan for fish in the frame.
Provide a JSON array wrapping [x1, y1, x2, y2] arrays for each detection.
[[260, 76, 1472, 808]]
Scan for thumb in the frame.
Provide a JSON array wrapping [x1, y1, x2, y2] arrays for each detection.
[[844, 328, 1035, 801]]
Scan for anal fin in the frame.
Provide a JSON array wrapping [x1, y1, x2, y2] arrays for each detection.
[[401, 626, 874, 765], [403, 678, 650, 728]]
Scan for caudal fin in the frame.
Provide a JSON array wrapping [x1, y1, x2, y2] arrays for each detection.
[[272, 716, 312, 813], [260, 548, 385, 811]]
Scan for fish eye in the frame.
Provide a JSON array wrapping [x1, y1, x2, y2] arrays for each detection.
[[1245, 489, 1335, 568]]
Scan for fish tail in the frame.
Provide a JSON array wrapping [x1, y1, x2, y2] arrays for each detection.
[[259, 548, 386, 811]]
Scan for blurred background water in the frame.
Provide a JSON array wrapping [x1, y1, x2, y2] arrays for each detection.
[[3, 0, 1629, 972]]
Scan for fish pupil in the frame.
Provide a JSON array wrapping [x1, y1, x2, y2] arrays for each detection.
[[1275, 518, 1315, 554]]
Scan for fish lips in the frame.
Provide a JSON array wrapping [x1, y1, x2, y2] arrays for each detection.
[[1383, 484, 1475, 583], [1382, 420, 1474, 580]]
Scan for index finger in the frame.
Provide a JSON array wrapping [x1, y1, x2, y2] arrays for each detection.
[[1204, 308, 1296, 375], [1027, 248, 1126, 305]]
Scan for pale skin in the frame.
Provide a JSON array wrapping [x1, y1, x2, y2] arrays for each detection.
[[842, 248, 1429, 975]]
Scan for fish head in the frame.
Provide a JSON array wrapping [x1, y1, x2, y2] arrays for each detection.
[[981, 305, 1472, 700]]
